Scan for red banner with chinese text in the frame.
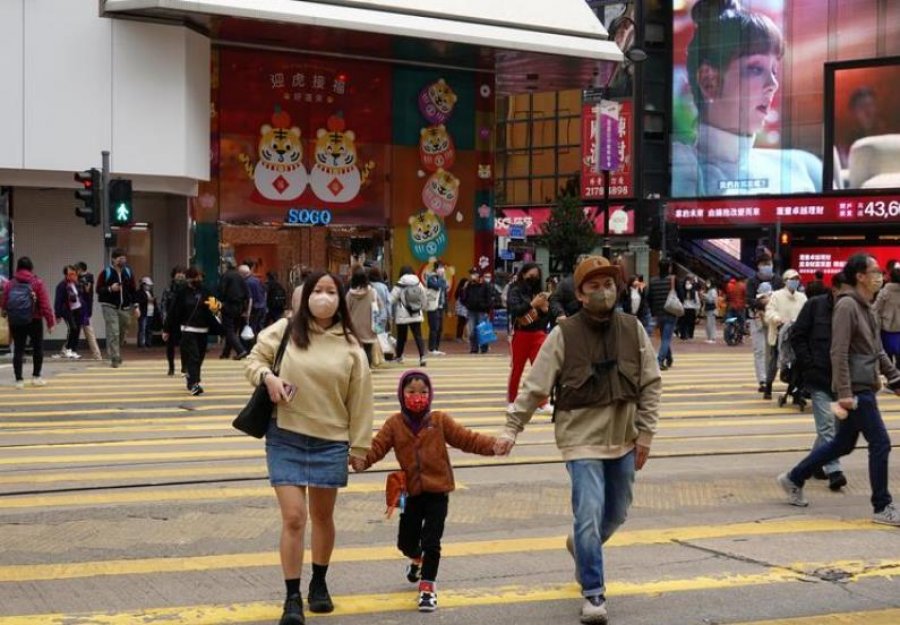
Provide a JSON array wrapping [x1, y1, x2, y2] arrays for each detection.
[[793, 246, 900, 284]]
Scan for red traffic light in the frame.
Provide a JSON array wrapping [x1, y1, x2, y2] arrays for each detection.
[[779, 232, 792, 246]]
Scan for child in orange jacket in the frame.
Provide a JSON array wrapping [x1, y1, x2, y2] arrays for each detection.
[[351, 369, 497, 612]]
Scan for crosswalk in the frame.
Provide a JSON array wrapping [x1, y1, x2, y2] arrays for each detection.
[[1, 350, 899, 624]]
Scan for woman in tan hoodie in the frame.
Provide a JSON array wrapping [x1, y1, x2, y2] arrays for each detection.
[[246, 270, 373, 625]]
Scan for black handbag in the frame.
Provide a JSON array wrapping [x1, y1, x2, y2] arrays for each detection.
[[232, 325, 291, 438]]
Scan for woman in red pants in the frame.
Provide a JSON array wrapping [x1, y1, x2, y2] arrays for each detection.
[[505, 263, 553, 413]]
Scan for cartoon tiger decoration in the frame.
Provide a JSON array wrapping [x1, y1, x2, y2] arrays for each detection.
[[239, 115, 308, 202], [421, 168, 460, 217], [418, 124, 456, 172], [309, 115, 375, 204], [418, 78, 458, 124]]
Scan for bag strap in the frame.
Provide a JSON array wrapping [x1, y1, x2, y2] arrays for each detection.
[[272, 324, 292, 376]]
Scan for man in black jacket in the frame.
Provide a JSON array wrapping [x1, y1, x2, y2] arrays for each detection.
[[463, 269, 493, 354], [648, 260, 678, 370], [549, 254, 590, 323], [96, 249, 139, 368], [218, 262, 249, 359], [791, 273, 847, 491]]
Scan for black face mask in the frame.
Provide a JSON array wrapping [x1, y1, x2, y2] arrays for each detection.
[[525, 276, 541, 290]]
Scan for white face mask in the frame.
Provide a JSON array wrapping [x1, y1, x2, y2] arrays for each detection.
[[308, 293, 338, 320]]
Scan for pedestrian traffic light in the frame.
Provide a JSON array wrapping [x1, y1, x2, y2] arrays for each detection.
[[779, 231, 792, 246], [74, 168, 101, 226], [109, 179, 133, 226]]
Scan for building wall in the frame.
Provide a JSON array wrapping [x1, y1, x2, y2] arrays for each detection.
[[11, 188, 189, 341], [0, 0, 209, 189]]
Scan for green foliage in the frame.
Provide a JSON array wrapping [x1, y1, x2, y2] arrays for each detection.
[[539, 193, 600, 274]]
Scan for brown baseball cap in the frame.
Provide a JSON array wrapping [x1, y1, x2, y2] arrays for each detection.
[[574, 255, 622, 291]]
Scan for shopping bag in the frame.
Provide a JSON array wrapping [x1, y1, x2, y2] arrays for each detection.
[[663, 289, 685, 317], [240, 324, 255, 341], [377, 331, 396, 356], [476, 320, 497, 346]]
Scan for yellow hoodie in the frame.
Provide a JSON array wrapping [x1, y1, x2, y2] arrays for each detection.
[[245, 318, 374, 457]]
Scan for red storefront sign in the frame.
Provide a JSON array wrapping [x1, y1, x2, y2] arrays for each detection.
[[668, 194, 900, 226], [793, 246, 900, 284], [581, 100, 632, 200], [494, 206, 634, 237]]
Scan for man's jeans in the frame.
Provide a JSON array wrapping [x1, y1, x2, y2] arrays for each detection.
[[789, 391, 892, 513], [750, 320, 767, 384], [427, 309, 444, 352], [810, 389, 842, 475], [101, 304, 133, 363], [567, 453, 635, 597], [656, 314, 675, 366]]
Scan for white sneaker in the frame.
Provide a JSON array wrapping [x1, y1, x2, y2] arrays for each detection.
[[66, 350, 81, 360], [31, 377, 46, 387], [14, 380, 25, 390], [507, 402, 515, 413], [51, 352, 65, 359], [429, 350, 445, 356], [873, 503, 900, 526], [580, 596, 608, 624], [777, 472, 809, 507], [536, 403, 554, 414]]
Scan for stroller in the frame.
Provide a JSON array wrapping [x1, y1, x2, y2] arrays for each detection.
[[776, 322, 807, 410]]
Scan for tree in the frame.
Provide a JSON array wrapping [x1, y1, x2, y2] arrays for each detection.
[[540, 192, 600, 275]]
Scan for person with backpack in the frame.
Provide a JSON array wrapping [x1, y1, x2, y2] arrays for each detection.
[[390, 266, 428, 367], [53, 265, 84, 359], [96, 248, 139, 368], [1, 256, 55, 388], [265, 271, 288, 325]]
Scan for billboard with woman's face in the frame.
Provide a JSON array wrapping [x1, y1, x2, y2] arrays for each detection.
[[673, 0, 900, 200]]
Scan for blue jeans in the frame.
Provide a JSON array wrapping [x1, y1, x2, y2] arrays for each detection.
[[567, 452, 635, 597], [810, 389, 841, 475], [138, 315, 152, 347], [656, 314, 675, 366], [789, 391, 892, 512], [468, 312, 490, 353]]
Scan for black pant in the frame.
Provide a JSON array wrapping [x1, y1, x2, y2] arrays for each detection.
[[397, 492, 449, 582], [678, 309, 697, 339], [11, 320, 44, 381], [181, 331, 208, 387], [220, 305, 245, 357], [427, 310, 444, 351], [64, 314, 81, 351], [166, 328, 182, 373], [396, 322, 425, 359]]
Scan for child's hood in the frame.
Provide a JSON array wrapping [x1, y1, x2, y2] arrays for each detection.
[[397, 369, 433, 420]]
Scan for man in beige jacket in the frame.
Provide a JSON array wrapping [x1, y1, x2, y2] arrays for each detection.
[[495, 256, 661, 625], [762, 268, 807, 399]]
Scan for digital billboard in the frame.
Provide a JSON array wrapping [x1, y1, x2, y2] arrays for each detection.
[[827, 59, 900, 191]]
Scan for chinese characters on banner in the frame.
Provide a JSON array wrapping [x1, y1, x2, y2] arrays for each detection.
[[596, 100, 621, 172], [667, 194, 900, 226], [794, 247, 899, 284], [581, 100, 632, 200]]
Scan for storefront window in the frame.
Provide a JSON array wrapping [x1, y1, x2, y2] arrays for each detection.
[[0, 188, 10, 278], [496, 90, 582, 207]]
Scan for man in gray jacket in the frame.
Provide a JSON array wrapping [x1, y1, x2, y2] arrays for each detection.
[[495, 255, 661, 625], [778, 253, 900, 526]]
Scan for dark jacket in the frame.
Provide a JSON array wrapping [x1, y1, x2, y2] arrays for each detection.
[[164, 283, 216, 333], [96, 265, 137, 309], [266, 279, 287, 312], [463, 281, 493, 313], [218, 268, 249, 309], [648, 276, 674, 317], [620, 286, 648, 318], [54, 280, 82, 320], [78, 272, 95, 321], [549, 275, 582, 319], [507, 281, 551, 332], [791, 293, 834, 393], [136, 287, 157, 318]]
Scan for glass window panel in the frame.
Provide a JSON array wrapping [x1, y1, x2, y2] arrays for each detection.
[[505, 121, 531, 151], [557, 146, 581, 176], [531, 149, 555, 178], [508, 178, 530, 205], [532, 119, 556, 148], [557, 116, 580, 146], [531, 92, 556, 118], [558, 89, 582, 116], [531, 177, 558, 205]]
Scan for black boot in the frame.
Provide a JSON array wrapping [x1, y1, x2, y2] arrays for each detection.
[[307, 578, 334, 614], [279, 594, 304, 625]]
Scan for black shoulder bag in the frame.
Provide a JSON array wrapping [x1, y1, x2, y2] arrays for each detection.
[[232, 325, 292, 438]]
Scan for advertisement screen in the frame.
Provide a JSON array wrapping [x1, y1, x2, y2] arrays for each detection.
[[793, 246, 900, 284], [830, 61, 900, 190]]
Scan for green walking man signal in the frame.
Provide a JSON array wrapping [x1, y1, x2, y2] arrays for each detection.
[[109, 179, 133, 226]]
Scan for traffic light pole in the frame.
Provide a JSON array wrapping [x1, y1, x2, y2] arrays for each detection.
[[101, 150, 112, 247]]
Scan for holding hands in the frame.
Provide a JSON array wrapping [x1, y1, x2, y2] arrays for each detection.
[[349, 456, 367, 472], [493, 433, 516, 456]]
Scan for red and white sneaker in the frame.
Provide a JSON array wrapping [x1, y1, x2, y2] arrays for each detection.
[[417, 581, 437, 612]]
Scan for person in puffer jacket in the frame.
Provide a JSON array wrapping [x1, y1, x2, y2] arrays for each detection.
[[351, 370, 497, 613]]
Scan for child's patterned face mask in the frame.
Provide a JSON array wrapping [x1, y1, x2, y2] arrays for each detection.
[[404, 394, 430, 413]]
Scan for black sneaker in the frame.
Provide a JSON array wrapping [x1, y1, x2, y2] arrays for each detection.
[[758, 382, 767, 393], [279, 594, 304, 625], [812, 467, 828, 480], [828, 471, 848, 491], [167, 368, 175, 376], [307, 579, 334, 614], [190, 384, 204, 396], [405, 561, 422, 583]]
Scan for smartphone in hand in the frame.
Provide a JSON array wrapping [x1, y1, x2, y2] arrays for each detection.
[[283, 383, 297, 402]]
